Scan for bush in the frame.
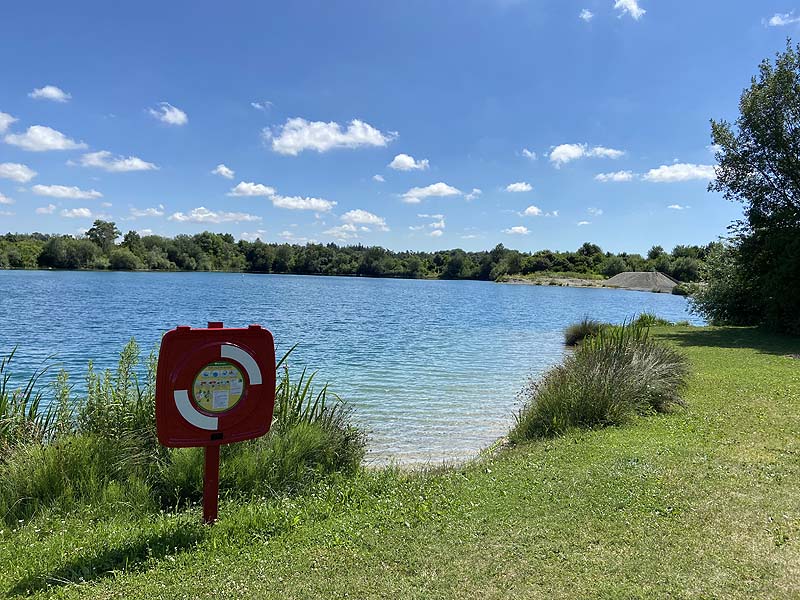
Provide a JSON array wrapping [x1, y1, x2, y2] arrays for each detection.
[[564, 318, 604, 346], [511, 324, 689, 441], [109, 248, 144, 270], [631, 313, 673, 327]]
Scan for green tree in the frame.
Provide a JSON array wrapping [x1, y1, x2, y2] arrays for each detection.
[[697, 41, 800, 333], [86, 220, 121, 254]]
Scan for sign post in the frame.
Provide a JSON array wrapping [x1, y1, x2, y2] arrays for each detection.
[[155, 322, 276, 525]]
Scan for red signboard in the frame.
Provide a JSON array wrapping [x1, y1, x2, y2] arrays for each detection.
[[155, 322, 276, 522]]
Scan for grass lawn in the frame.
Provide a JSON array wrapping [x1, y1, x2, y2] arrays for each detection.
[[1, 327, 799, 599]]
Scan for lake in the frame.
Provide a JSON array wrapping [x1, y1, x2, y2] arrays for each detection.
[[0, 270, 703, 464]]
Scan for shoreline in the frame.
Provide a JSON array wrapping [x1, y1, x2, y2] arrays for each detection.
[[501, 275, 676, 293]]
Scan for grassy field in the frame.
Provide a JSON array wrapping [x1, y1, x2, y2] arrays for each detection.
[[1, 327, 799, 598]]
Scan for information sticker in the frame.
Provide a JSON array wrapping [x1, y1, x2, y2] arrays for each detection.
[[192, 361, 246, 413]]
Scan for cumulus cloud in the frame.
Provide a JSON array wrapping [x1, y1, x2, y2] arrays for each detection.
[[250, 101, 273, 111], [0, 112, 17, 134], [505, 181, 532, 192], [5, 125, 87, 151], [212, 164, 235, 179], [667, 204, 689, 210], [36, 204, 56, 215], [588, 207, 604, 216], [577, 220, 591, 226], [503, 226, 529, 235], [429, 229, 443, 238], [643, 163, 716, 183], [521, 148, 537, 160], [240, 230, 267, 242], [324, 223, 359, 240], [61, 207, 93, 218], [29, 85, 71, 102], [579, 9, 594, 21], [465, 188, 482, 201], [148, 102, 188, 126], [228, 181, 277, 197], [169, 207, 260, 223], [77, 151, 158, 172], [373, 174, 385, 182], [272, 195, 336, 212], [595, 170, 634, 182], [522, 205, 542, 216], [32, 184, 102, 199], [266, 117, 395, 155], [130, 205, 165, 218], [401, 182, 461, 204], [0, 193, 13, 205], [0, 162, 37, 182], [341, 209, 388, 231], [766, 12, 800, 26], [549, 143, 625, 167], [388, 153, 429, 171], [614, 0, 646, 20]]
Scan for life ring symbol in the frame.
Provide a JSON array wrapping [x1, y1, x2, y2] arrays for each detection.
[[174, 343, 263, 431]]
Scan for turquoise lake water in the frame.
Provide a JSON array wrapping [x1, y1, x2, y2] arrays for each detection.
[[0, 271, 703, 464]]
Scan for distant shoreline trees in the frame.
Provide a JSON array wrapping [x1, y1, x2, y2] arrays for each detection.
[[0, 222, 708, 283]]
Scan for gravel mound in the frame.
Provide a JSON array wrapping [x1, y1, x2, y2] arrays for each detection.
[[605, 271, 678, 293]]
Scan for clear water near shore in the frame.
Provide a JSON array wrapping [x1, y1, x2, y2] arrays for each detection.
[[0, 270, 703, 464]]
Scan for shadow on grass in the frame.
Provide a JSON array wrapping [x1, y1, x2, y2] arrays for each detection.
[[657, 326, 800, 356], [8, 524, 206, 596]]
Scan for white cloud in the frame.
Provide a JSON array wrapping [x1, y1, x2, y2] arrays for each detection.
[[549, 143, 625, 167], [417, 213, 444, 219], [0, 112, 17, 134], [506, 181, 532, 192], [465, 188, 482, 201], [61, 207, 93, 218], [373, 174, 385, 182], [324, 223, 359, 240], [707, 144, 723, 154], [503, 226, 529, 235], [35, 204, 56, 215], [0, 210, 14, 217], [77, 151, 158, 172], [429, 229, 444, 238], [228, 181, 277, 197], [341, 209, 388, 230], [169, 206, 260, 223], [251, 101, 273, 111], [667, 204, 689, 210], [130, 205, 165, 218], [767, 12, 800, 26], [595, 170, 634, 182], [643, 163, 716, 183], [272, 195, 336, 212], [0, 162, 37, 183], [240, 229, 267, 242], [588, 207, 603, 216], [29, 85, 71, 102], [521, 148, 537, 160], [212, 164, 235, 179], [577, 220, 591, 226], [32, 184, 102, 199], [579, 9, 594, 21], [267, 117, 395, 155], [148, 102, 188, 126], [5, 125, 87, 151], [614, 0, 646, 20], [522, 205, 542, 216], [388, 153, 429, 171], [401, 182, 461, 204], [0, 193, 13, 205]]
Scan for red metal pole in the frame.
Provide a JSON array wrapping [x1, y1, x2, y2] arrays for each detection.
[[203, 445, 220, 524]]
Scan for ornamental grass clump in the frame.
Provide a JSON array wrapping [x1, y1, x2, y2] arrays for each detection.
[[564, 318, 605, 346], [512, 323, 689, 441]]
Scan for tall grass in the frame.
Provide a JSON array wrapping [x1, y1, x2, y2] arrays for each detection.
[[0, 341, 366, 525], [564, 318, 605, 346], [512, 322, 689, 441]]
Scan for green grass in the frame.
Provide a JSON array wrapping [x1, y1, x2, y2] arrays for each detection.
[[563, 317, 605, 345], [1, 327, 799, 598], [500, 271, 608, 282]]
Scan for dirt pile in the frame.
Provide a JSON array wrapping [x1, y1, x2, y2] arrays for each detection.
[[604, 271, 678, 293]]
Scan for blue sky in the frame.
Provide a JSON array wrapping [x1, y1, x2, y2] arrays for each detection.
[[0, 1, 796, 253]]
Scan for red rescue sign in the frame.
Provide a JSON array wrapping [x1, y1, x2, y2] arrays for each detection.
[[155, 322, 276, 523]]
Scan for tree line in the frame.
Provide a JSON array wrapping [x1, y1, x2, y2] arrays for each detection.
[[0, 222, 709, 282]]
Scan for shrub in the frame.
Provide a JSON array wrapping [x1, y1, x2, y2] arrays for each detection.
[[631, 313, 673, 327], [564, 318, 605, 346], [511, 324, 689, 441]]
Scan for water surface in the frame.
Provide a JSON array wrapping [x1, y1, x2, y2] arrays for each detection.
[[0, 271, 702, 463]]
